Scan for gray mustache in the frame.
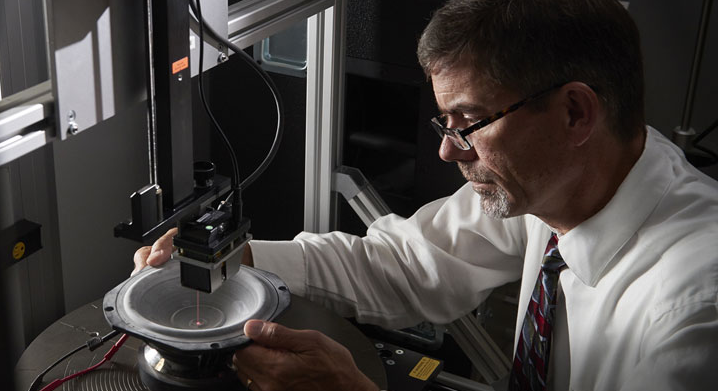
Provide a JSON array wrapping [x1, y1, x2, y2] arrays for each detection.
[[458, 162, 494, 183]]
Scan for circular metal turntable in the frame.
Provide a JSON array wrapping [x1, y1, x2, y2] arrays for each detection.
[[15, 267, 387, 390]]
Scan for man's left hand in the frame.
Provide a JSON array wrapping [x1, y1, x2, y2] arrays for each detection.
[[233, 320, 379, 391]]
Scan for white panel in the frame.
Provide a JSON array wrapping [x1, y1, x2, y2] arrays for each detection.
[[0, 104, 44, 141], [0, 131, 47, 166], [304, 2, 345, 233], [98, 8, 115, 119]]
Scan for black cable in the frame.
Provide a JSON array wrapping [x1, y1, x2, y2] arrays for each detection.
[[195, 0, 244, 220], [693, 117, 718, 145], [27, 329, 120, 391], [689, 117, 718, 166], [693, 143, 718, 165], [189, 0, 284, 190]]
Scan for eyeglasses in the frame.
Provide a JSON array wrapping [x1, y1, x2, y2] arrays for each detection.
[[430, 83, 566, 150]]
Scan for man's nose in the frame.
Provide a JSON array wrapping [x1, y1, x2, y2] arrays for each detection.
[[438, 136, 478, 162]]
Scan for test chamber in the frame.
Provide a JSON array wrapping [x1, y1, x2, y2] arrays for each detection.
[[1, 0, 349, 384], [6, 0, 359, 387]]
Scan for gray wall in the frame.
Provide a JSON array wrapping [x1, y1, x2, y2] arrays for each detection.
[[0, 0, 57, 368], [44, 0, 150, 312], [0, 0, 149, 367], [52, 100, 149, 311], [0, 0, 47, 96], [1, 149, 65, 370]]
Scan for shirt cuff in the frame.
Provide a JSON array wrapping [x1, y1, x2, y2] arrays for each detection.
[[250, 239, 307, 297]]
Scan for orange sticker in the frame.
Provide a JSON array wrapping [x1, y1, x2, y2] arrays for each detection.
[[172, 57, 189, 74]]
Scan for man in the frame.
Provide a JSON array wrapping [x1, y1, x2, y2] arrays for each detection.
[[135, 0, 718, 390]]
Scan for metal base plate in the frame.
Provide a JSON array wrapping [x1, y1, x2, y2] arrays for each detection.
[[15, 295, 387, 390]]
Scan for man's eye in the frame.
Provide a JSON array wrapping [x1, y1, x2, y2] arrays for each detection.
[[440, 113, 480, 129], [456, 115, 481, 128]]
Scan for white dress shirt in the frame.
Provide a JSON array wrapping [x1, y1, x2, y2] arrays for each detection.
[[251, 127, 718, 390]]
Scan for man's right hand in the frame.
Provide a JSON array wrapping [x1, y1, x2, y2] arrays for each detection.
[[131, 227, 177, 276], [233, 320, 379, 391]]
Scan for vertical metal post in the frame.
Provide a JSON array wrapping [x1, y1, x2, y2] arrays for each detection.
[[304, 0, 346, 233], [152, 0, 194, 208], [672, 0, 714, 150], [680, 0, 713, 132], [144, 0, 159, 187]]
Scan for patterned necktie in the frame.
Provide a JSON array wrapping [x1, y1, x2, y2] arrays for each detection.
[[508, 233, 566, 391]]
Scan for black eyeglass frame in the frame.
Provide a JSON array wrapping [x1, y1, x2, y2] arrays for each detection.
[[430, 82, 567, 150]]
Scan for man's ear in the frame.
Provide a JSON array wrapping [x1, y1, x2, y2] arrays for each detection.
[[561, 82, 600, 147]]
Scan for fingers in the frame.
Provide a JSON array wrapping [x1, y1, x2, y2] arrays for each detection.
[[245, 378, 263, 391], [241, 243, 254, 267], [131, 246, 152, 276], [234, 323, 378, 391], [234, 366, 252, 390], [130, 227, 177, 276], [234, 356, 264, 391], [244, 320, 318, 351], [146, 227, 178, 267]]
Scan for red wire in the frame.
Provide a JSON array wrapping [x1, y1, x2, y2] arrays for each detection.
[[39, 333, 130, 391]]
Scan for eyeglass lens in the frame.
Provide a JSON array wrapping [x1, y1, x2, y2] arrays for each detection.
[[431, 118, 472, 150]]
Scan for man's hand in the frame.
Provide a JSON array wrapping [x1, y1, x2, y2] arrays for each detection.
[[131, 227, 177, 276], [233, 320, 379, 391]]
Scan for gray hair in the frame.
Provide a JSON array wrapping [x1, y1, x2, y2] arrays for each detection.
[[417, 0, 645, 141]]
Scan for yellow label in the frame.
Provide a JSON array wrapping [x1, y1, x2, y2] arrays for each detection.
[[409, 357, 440, 381], [12, 242, 26, 260]]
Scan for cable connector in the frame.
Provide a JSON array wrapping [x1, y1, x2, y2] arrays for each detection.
[[88, 329, 120, 351], [85, 336, 104, 351], [39, 334, 129, 391]]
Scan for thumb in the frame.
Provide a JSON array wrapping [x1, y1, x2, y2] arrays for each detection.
[[244, 320, 309, 351]]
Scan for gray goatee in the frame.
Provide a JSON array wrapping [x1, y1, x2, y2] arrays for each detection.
[[458, 162, 511, 219]]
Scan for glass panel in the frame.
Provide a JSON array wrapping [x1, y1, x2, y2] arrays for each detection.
[[256, 19, 307, 77]]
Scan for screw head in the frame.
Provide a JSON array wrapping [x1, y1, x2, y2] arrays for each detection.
[[395, 349, 404, 355], [218, 52, 228, 63], [67, 121, 79, 135], [386, 360, 395, 366], [374, 343, 384, 349]]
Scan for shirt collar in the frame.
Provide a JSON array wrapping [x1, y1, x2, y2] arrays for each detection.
[[557, 127, 673, 287]]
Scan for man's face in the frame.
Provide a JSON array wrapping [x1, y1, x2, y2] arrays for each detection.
[[431, 63, 570, 219]]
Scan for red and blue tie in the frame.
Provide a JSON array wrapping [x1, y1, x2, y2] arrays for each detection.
[[508, 233, 566, 391]]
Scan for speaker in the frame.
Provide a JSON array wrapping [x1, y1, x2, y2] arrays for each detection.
[[104, 261, 290, 352], [103, 261, 290, 390]]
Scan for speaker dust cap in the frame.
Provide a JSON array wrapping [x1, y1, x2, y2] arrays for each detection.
[[103, 261, 290, 353]]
